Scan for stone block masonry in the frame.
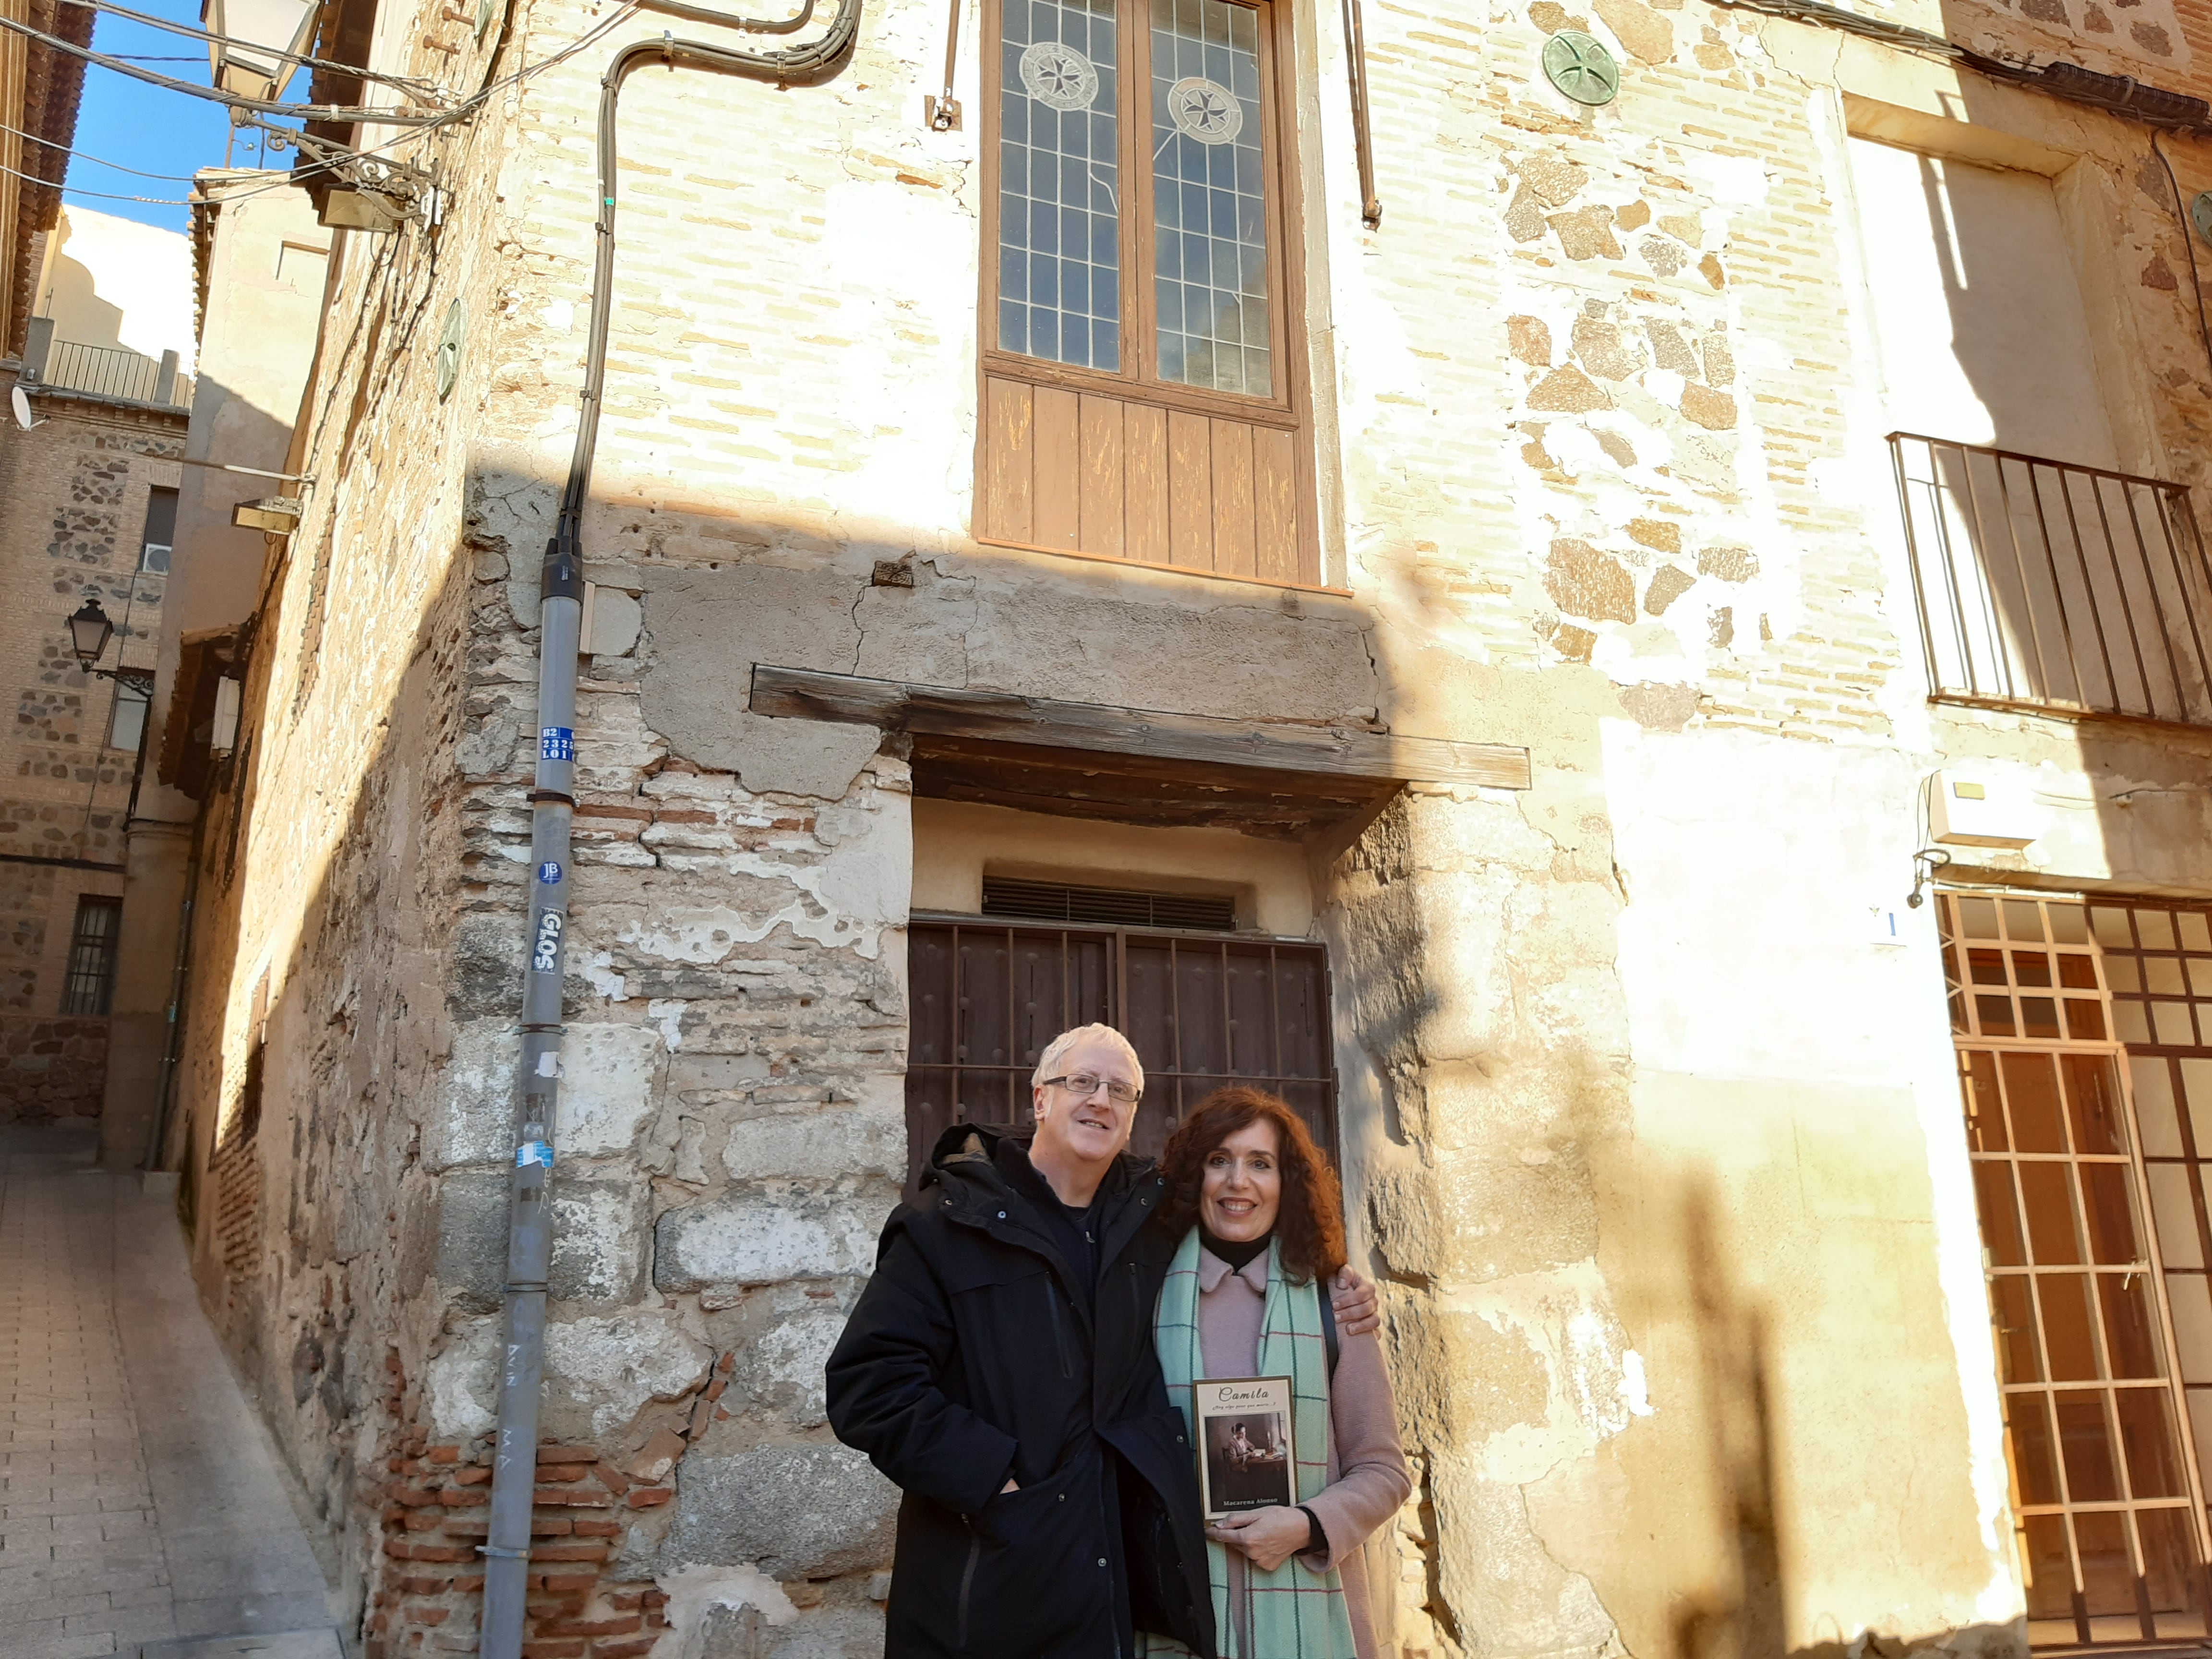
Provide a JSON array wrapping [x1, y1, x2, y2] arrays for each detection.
[[160, 0, 2212, 1647]]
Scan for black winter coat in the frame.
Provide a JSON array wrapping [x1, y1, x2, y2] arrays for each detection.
[[825, 1125, 1216, 1659]]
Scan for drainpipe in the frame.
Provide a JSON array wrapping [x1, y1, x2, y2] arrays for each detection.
[[478, 0, 864, 1652]]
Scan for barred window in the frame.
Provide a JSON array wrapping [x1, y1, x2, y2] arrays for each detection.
[[62, 895, 122, 1016], [904, 911, 1336, 1196]]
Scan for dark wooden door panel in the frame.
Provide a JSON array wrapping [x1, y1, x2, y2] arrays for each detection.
[[905, 918, 1336, 1195]]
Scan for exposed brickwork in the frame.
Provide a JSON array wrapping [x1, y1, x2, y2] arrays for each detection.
[[166, 0, 2212, 1651]]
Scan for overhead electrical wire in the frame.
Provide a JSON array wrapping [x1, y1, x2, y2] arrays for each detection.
[[0, 156, 185, 203], [0, 117, 199, 178], [54, 0, 446, 99], [0, 13, 444, 122]]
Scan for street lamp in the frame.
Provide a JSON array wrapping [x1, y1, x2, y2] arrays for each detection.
[[203, 0, 319, 101], [68, 598, 114, 671]]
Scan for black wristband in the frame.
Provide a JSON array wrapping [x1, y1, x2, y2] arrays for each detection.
[[1297, 1504, 1323, 1554]]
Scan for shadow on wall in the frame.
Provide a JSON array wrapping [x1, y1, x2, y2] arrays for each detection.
[[169, 523, 472, 1647], [38, 254, 127, 352]]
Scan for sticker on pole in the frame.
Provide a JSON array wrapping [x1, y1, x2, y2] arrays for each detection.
[[537, 861, 563, 885], [540, 726, 575, 761], [531, 909, 564, 973], [516, 1141, 554, 1169]]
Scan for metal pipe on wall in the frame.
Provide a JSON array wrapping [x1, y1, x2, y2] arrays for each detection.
[[478, 0, 864, 1653]]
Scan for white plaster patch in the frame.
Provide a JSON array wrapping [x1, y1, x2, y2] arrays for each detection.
[[424, 1318, 499, 1440], [1687, 150, 1770, 207], [658, 1190, 883, 1288], [1618, 1348, 1654, 1417], [652, 1563, 798, 1659], [429, 1023, 518, 1170], [621, 788, 910, 963], [584, 950, 628, 1001], [545, 1312, 711, 1437], [647, 998, 687, 1052], [1444, 1258, 1638, 1484], [560, 1023, 667, 1155]]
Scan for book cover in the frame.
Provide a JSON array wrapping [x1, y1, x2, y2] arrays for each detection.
[[1193, 1375, 1296, 1521]]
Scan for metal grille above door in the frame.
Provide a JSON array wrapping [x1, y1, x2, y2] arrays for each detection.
[[904, 915, 1337, 1195]]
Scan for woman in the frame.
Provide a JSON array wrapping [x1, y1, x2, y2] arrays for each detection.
[[1142, 1087, 1412, 1659]]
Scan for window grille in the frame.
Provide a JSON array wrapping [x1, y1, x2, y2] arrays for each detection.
[[1941, 891, 2212, 1645], [1892, 434, 2212, 726], [981, 876, 1237, 931], [61, 896, 121, 1015], [905, 915, 1334, 1195]]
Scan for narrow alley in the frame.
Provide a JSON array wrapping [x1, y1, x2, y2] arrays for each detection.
[[0, 1126, 342, 1659]]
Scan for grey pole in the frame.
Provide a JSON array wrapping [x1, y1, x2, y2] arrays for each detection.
[[480, 540, 581, 1654], [474, 1, 859, 1651]]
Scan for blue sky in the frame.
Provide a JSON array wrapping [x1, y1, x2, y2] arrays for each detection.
[[65, 0, 297, 233]]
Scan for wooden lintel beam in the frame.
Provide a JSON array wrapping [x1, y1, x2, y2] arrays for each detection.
[[749, 665, 1532, 790]]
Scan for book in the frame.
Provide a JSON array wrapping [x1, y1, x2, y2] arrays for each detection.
[[1192, 1375, 1296, 1522]]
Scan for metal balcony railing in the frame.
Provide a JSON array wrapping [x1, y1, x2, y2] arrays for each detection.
[[1891, 433, 2212, 727], [37, 339, 190, 407]]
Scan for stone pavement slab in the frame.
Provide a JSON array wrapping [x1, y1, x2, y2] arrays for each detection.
[[0, 1127, 342, 1659]]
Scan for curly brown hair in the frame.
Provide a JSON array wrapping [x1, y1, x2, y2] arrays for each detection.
[[1156, 1087, 1346, 1283]]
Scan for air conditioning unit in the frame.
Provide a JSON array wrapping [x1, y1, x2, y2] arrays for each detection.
[[1928, 770, 2040, 849]]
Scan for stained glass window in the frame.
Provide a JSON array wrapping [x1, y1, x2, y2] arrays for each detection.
[[998, 0, 1123, 372], [1148, 0, 1269, 396]]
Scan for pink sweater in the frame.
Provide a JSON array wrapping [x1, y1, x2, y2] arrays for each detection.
[[1196, 1248, 1412, 1659]]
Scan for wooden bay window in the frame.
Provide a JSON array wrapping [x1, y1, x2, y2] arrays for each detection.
[[976, 0, 1321, 586]]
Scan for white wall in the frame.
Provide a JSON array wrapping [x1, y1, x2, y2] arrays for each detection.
[[35, 206, 197, 370], [1845, 139, 2115, 469]]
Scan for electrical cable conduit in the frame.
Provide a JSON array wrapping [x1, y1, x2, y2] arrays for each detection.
[[479, 0, 862, 1654]]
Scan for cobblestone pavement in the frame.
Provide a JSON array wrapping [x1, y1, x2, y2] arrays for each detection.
[[0, 1126, 342, 1659]]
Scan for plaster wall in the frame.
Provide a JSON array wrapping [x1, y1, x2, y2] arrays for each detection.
[[155, 0, 2212, 1650], [911, 797, 1316, 933], [34, 205, 196, 368]]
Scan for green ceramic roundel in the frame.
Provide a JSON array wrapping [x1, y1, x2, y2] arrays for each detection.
[[435, 301, 465, 402], [2193, 190, 2212, 250], [1543, 30, 1620, 107]]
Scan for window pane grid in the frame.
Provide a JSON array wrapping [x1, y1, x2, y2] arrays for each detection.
[[998, 0, 1123, 372], [61, 896, 121, 1017], [1942, 891, 2212, 1646], [1148, 0, 1270, 396]]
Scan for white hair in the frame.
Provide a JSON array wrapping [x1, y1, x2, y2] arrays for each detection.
[[1031, 1023, 1144, 1094]]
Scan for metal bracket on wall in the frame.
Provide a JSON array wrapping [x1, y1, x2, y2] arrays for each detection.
[[926, 0, 961, 127], [1340, 0, 1380, 228]]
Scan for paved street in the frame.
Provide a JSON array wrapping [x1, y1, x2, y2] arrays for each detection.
[[0, 1125, 343, 1659]]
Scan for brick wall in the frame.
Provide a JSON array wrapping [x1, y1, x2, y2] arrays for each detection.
[[167, 0, 2212, 1649]]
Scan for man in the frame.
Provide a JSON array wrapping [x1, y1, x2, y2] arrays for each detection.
[[826, 1023, 1378, 1658]]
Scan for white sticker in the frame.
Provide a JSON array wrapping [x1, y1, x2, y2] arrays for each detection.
[[1020, 41, 1099, 111], [536, 1052, 562, 1077]]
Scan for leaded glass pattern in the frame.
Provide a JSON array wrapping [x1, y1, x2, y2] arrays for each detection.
[[998, 0, 1123, 372], [1149, 0, 1269, 397]]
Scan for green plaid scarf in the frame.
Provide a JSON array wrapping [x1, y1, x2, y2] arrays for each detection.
[[1141, 1227, 1358, 1659]]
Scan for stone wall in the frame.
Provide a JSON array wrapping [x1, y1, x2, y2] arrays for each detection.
[[0, 396, 182, 1118], [162, 0, 2212, 1650]]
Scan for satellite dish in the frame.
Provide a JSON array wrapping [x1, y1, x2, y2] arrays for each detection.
[[10, 385, 38, 430]]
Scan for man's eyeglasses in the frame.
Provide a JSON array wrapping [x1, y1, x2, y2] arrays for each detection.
[[1041, 1072, 1142, 1106]]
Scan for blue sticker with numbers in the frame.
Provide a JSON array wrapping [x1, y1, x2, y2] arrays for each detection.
[[541, 726, 575, 761], [537, 861, 562, 885], [516, 1141, 554, 1169]]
